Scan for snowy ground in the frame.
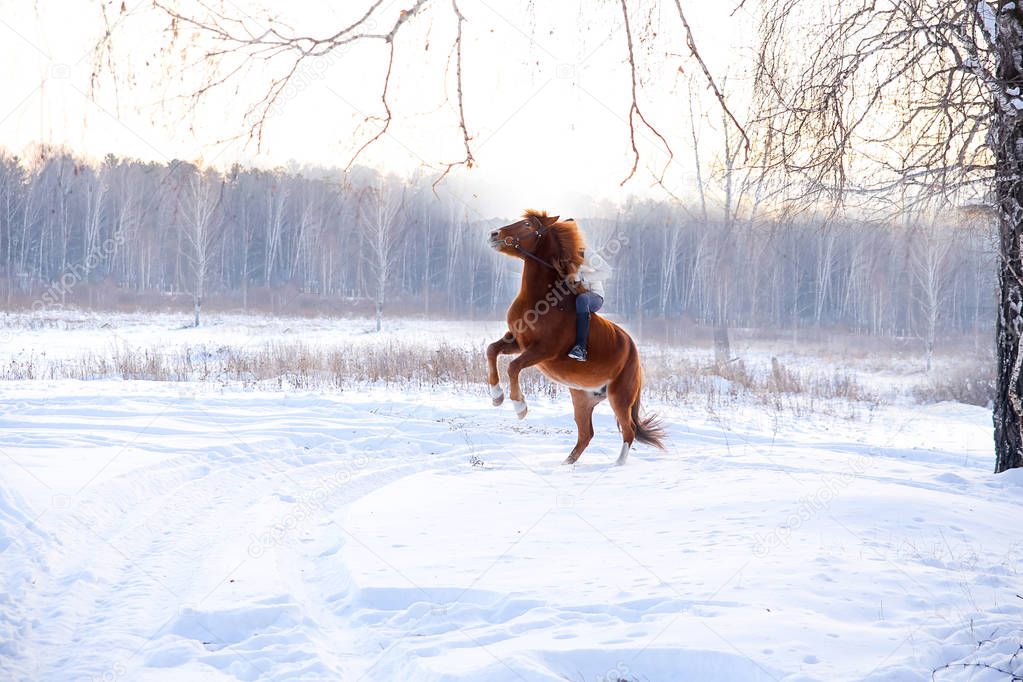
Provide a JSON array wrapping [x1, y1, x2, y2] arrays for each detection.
[[0, 310, 504, 363], [1, 312, 1020, 681]]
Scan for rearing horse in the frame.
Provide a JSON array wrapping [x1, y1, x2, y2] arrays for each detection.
[[486, 209, 666, 465]]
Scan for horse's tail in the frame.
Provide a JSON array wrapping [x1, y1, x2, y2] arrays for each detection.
[[631, 392, 666, 450], [624, 339, 667, 450]]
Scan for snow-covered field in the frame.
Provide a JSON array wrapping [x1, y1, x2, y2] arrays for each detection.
[[0, 310, 502, 363], [1, 311, 1020, 681]]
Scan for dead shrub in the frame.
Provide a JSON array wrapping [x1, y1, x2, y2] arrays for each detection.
[[912, 361, 995, 407], [768, 356, 803, 393]]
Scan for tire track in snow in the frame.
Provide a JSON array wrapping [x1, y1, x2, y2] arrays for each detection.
[[2, 386, 478, 680]]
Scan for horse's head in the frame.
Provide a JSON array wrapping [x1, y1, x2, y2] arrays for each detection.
[[488, 211, 561, 258]]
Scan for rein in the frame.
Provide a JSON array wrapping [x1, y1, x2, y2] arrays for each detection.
[[505, 228, 558, 271]]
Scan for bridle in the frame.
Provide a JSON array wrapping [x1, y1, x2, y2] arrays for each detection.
[[495, 218, 574, 312], [501, 221, 558, 271]]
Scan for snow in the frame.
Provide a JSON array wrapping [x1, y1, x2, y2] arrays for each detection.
[[978, 1, 998, 40], [0, 309, 503, 365], [0, 312, 1019, 680]]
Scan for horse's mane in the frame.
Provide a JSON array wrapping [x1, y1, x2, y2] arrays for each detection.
[[523, 209, 585, 273]]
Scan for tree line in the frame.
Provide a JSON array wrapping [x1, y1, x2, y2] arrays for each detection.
[[0, 148, 995, 349]]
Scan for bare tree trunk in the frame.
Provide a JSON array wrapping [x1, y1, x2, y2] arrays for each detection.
[[714, 110, 739, 365], [994, 4, 1023, 473], [376, 270, 384, 333], [179, 169, 223, 328]]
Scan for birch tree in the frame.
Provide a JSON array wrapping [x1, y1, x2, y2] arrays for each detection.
[[177, 167, 224, 327], [359, 179, 405, 332], [909, 222, 959, 371]]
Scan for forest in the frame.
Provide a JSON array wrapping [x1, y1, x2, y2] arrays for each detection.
[[0, 147, 995, 352]]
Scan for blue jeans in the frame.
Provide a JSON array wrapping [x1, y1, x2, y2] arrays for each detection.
[[574, 293, 603, 349], [576, 292, 604, 314]]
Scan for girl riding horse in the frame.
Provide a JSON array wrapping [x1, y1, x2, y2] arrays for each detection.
[[486, 209, 664, 465]]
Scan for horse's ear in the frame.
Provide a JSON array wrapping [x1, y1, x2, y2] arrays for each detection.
[[543, 215, 560, 227]]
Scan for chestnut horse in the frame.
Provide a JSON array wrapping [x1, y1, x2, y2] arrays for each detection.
[[486, 209, 666, 465]]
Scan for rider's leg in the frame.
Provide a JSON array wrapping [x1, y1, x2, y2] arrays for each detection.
[[568, 293, 595, 361], [575, 294, 591, 345]]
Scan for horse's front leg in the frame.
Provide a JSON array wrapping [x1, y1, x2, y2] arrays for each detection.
[[486, 332, 519, 406], [507, 344, 551, 419]]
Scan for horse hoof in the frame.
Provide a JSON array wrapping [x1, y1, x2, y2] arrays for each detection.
[[512, 400, 527, 419], [492, 394, 504, 407], [489, 383, 505, 406], [561, 456, 577, 466]]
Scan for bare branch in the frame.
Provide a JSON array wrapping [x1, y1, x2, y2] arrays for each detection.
[[673, 0, 750, 155], [346, 40, 396, 172], [434, 0, 476, 191], [618, 0, 674, 186]]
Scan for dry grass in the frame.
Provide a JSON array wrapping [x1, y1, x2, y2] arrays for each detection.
[[1, 341, 554, 393], [638, 350, 878, 416], [1, 341, 878, 415], [912, 359, 995, 407]]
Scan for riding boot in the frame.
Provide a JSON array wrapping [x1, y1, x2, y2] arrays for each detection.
[[568, 312, 590, 361]]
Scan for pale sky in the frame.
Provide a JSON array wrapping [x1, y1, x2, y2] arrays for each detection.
[[0, 0, 753, 218]]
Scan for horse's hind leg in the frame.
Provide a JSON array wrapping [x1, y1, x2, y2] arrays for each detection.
[[486, 332, 518, 406], [607, 379, 639, 466], [563, 388, 604, 465]]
